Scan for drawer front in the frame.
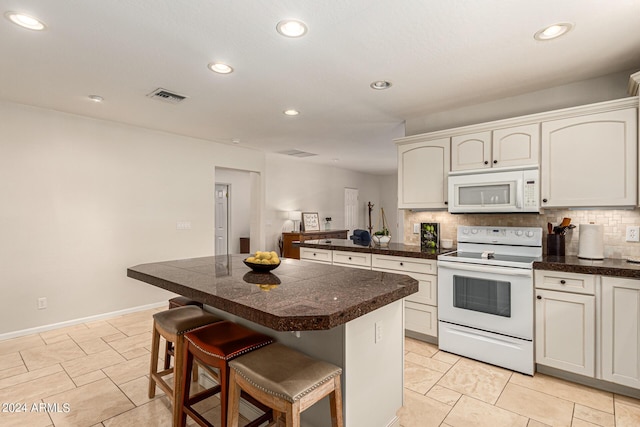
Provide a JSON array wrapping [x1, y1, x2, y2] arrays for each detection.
[[300, 248, 332, 264], [535, 270, 596, 295], [333, 251, 372, 268], [404, 272, 437, 306], [405, 301, 438, 337], [372, 255, 436, 274]]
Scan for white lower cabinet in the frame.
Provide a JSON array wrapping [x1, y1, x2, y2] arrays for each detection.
[[372, 255, 438, 338], [535, 288, 595, 377], [601, 276, 640, 389], [332, 250, 372, 270], [299, 247, 332, 264]]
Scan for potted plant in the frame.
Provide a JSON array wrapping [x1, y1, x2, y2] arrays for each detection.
[[372, 208, 391, 247]]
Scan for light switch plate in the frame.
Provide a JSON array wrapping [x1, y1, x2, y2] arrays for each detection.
[[413, 223, 420, 234]]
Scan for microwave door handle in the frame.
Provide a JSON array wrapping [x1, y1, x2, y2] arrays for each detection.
[[438, 260, 533, 277], [516, 179, 523, 209]]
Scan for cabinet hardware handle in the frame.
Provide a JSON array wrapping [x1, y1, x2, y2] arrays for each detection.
[[560, 280, 566, 284], [348, 257, 352, 260], [537, 295, 542, 300], [493, 160, 498, 164], [484, 161, 489, 165], [400, 262, 404, 266], [313, 253, 316, 256], [444, 201, 448, 205], [542, 198, 548, 203]]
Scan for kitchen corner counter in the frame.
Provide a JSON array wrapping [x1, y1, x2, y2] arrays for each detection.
[[298, 239, 455, 259], [127, 254, 418, 331], [534, 256, 640, 278]]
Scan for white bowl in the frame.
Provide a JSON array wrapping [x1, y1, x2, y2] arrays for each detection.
[[372, 235, 391, 246], [441, 239, 453, 249]]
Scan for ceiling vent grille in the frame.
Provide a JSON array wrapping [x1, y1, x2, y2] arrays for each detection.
[[277, 149, 318, 158], [146, 88, 188, 104]]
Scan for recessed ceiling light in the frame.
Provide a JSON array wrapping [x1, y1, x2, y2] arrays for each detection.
[[208, 62, 234, 74], [534, 23, 573, 41], [5, 11, 46, 30], [370, 80, 392, 90], [276, 20, 308, 38], [231, 138, 240, 144], [283, 109, 300, 116], [88, 95, 104, 103]]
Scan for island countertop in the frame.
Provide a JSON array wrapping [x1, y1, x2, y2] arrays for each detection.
[[127, 254, 418, 331]]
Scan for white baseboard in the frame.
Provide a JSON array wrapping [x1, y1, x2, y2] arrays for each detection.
[[0, 301, 168, 341]]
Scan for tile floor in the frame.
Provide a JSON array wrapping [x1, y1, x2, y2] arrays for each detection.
[[0, 307, 638, 427]]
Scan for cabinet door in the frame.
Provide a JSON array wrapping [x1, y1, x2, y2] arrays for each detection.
[[451, 131, 491, 171], [492, 123, 540, 168], [541, 108, 637, 208], [397, 138, 450, 209], [601, 277, 640, 388], [535, 289, 595, 376], [405, 301, 438, 337]]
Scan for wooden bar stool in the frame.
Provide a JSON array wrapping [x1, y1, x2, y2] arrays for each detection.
[[178, 320, 274, 427], [228, 343, 344, 427], [148, 306, 221, 416], [165, 297, 204, 375]]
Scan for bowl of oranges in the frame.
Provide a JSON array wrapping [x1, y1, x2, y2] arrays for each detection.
[[243, 251, 281, 272]]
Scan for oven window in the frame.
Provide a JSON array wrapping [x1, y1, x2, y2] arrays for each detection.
[[452, 275, 511, 317], [458, 184, 511, 206]]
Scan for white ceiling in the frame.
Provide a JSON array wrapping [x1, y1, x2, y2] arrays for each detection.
[[1, 1, 639, 174]]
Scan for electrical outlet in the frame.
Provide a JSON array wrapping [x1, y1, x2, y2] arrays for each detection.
[[37, 297, 47, 310], [413, 223, 420, 234], [626, 226, 640, 242], [176, 221, 192, 230]]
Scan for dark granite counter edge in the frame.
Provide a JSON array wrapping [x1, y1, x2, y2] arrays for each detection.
[[298, 241, 445, 260], [534, 257, 640, 279], [127, 267, 418, 331]]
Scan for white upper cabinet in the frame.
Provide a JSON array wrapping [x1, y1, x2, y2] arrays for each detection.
[[452, 125, 539, 171], [492, 123, 540, 168], [451, 131, 491, 171], [541, 107, 637, 208], [397, 137, 450, 209]]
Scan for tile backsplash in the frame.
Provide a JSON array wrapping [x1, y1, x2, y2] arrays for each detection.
[[403, 209, 640, 259]]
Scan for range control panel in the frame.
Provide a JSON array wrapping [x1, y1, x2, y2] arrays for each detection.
[[457, 226, 543, 246]]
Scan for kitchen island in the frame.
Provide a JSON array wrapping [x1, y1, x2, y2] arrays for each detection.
[[128, 254, 418, 427]]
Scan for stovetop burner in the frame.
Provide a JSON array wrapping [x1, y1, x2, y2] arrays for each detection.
[[438, 226, 543, 269]]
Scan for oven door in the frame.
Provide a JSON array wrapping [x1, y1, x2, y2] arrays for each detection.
[[437, 260, 533, 340]]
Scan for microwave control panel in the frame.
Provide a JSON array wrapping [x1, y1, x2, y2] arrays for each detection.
[[522, 169, 539, 211]]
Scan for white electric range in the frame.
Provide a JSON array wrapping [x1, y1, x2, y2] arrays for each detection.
[[437, 226, 542, 375]]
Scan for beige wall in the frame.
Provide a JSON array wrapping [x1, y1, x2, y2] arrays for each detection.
[[405, 69, 636, 136], [264, 154, 395, 250], [0, 100, 266, 335]]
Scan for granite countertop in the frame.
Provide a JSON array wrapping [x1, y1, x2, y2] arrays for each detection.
[[127, 254, 418, 331], [534, 256, 640, 278], [299, 239, 455, 259]]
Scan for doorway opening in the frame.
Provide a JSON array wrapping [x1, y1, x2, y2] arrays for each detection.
[[215, 168, 255, 255]]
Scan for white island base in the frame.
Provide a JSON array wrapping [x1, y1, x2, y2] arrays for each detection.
[[205, 299, 404, 427]]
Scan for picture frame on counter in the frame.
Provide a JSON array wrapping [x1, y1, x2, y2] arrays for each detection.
[[301, 212, 320, 231]]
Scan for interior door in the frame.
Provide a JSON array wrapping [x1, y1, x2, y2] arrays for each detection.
[[215, 184, 229, 256], [344, 188, 359, 236]]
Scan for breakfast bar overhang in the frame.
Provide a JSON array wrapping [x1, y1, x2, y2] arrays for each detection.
[[127, 254, 418, 427]]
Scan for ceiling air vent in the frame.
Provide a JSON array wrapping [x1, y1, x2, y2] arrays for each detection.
[[146, 88, 188, 104], [277, 149, 317, 158]]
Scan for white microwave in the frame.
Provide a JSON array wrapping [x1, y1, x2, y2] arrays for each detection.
[[448, 166, 540, 213]]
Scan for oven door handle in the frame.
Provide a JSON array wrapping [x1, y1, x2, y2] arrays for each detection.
[[437, 260, 533, 277]]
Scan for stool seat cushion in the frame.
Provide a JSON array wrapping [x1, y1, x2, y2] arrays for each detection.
[[185, 321, 273, 361], [153, 306, 221, 335], [229, 343, 342, 403]]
